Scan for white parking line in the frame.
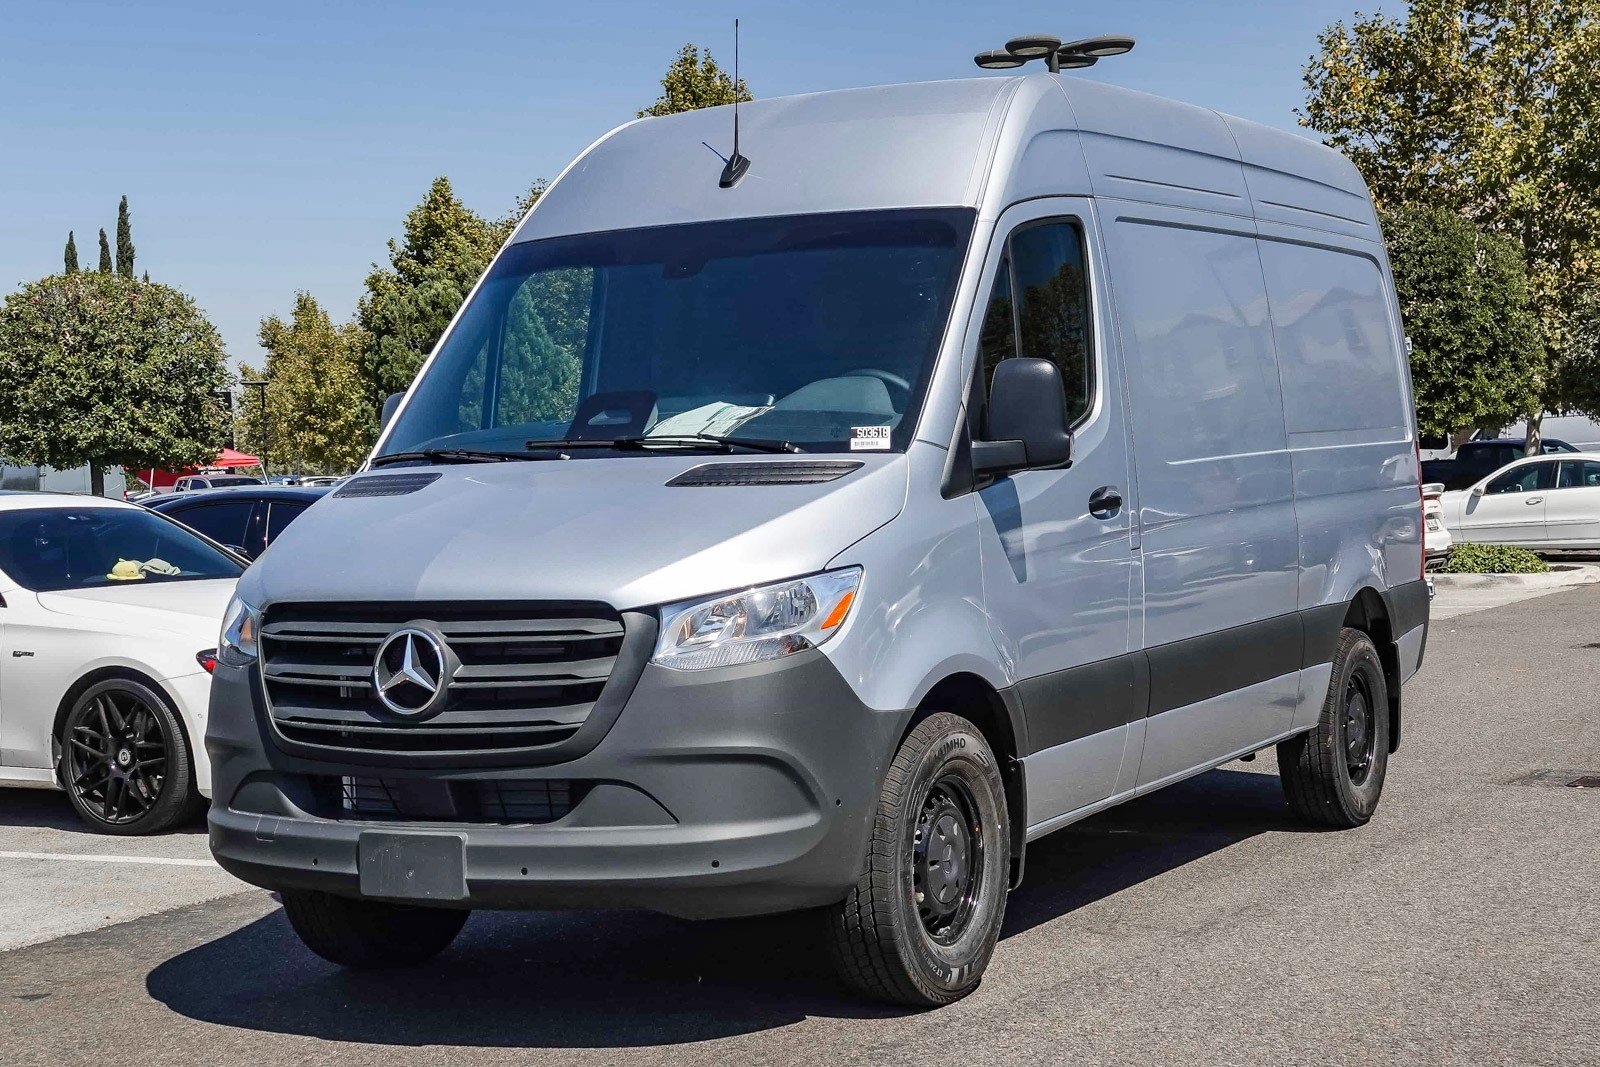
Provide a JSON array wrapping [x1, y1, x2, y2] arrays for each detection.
[[0, 850, 216, 868]]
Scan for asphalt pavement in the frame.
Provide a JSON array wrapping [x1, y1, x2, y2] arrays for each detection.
[[1, 585, 1596, 1066]]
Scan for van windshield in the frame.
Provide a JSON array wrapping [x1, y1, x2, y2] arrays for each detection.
[[378, 209, 974, 457]]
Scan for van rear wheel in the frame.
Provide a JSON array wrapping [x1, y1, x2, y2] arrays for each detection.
[[824, 712, 1010, 1008], [1278, 627, 1390, 828], [281, 889, 470, 968]]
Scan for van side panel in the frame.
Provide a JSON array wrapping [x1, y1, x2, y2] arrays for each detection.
[[1099, 204, 1302, 784], [1254, 229, 1421, 683]]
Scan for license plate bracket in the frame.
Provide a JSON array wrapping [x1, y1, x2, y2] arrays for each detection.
[[357, 830, 468, 901]]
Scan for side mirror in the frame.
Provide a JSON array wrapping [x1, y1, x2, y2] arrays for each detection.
[[973, 358, 1074, 477], [1471, 485, 1485, 497], [379, 392, 405, 431]]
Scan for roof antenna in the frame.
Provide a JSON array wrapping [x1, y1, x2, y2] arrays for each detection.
[[718, 18, 751, 188]]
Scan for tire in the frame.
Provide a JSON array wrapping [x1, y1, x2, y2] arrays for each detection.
[[1278, 628, 1390, 828], [281, 889, 470, 968], [825, 712, 1010, 1008], [59, 677, 202, 836]]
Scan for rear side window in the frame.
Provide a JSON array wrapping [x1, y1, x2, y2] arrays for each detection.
[[1558, 460, 1600, 488], [265, 502, 308, 543], [174, 501, 254, 549], [977, 220, 1092, 426], [1486, 462, 1556, 494]]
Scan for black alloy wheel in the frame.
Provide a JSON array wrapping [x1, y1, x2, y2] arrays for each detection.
[[60, 678, 200, 835]]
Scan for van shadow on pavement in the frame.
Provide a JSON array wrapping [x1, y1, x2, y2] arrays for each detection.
[[145, 766, 1295, 1049]]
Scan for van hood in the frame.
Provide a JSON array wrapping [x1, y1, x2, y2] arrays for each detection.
[[238, 456, 908, 611], [37, 578, 237, 641]]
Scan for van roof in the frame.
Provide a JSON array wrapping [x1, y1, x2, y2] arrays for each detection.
[[515, 73, 1378, 245]]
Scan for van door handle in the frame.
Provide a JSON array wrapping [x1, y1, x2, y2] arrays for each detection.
[[1089, 485, 1123, 518]]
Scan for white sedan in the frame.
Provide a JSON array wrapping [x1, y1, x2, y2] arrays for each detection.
[[1439, 451, 1600, 550], [0, 494, 241, 834]]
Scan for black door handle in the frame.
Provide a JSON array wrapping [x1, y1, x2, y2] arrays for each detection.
[[1089, 485, 1123, 519]]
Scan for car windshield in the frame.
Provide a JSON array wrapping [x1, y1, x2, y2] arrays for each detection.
[[0, 507, 244, 592], [378, 209, 974, 457], [207, 476, 260, 486]]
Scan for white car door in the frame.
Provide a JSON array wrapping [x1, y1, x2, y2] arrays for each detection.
[[1543, 459, 1600, 548], [1454, 459, 1557, 545]]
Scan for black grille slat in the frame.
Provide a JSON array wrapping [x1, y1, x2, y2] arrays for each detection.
[[332, 775, 584, 823], [261, 601, 623, 759]]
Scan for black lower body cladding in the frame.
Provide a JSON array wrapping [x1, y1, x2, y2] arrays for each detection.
[[207, 649, 904, 920]]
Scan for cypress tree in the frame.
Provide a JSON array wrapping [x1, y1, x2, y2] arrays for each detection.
[[142, 270, 149, 283], [115, 196, 135, 278], [97, 229, 112, 274], [64, 232, 79, 274]]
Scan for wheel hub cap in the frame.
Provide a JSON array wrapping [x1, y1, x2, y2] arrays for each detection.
[[912, 777, 985, 943], [1344, 677, 1375, 781]]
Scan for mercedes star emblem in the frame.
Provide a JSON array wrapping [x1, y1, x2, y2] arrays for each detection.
[[372, 626, 452, 717]]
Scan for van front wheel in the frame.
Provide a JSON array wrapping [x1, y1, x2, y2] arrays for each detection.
[[1278, 627, 1390, 828], [824, 712, 1010, 1008]]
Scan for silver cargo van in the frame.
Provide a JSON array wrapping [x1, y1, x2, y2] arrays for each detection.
[[207, 66, 1430, 1007]]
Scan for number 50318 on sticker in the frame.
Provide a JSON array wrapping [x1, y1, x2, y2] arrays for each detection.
[[850, 426, 891, 451]]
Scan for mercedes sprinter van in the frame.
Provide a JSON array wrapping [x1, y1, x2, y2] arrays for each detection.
[[207, 68, 1430, 1007]]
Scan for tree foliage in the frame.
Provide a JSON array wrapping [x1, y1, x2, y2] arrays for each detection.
[[115, 195, 135, 279], [355, 177, 548, 405], [237, 293, 374, 474], [63, 231, 78, 274], [638, 43, 751, 117], [1381, 203, 1542, 436], [1303, 1, 1600, 432], [96, 229, 112, 274], [0, 273, 229, 493]]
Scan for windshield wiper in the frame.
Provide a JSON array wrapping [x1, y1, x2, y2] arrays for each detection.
[[523, 434, 803, 455], [371, 447, 570, 468]]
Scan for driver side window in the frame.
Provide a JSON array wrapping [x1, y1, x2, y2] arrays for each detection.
[[1486, 462, 1555, 494], [977, 219, 1093, 428]]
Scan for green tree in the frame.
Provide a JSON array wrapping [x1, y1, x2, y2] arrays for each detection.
[[1303, 1, 1600, 447], [96, 229, 112, 274], [356, 177, 503, 403], [115, 195, 135, 278], [237, 294, 374, 474], [63, 232, 79, 274], [0, 273, 230, 495], [1381, 203, 1543, 438], [638, 43, 751, 117]]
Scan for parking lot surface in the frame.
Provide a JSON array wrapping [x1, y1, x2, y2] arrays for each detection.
[[1, 585, 1596, 1066]]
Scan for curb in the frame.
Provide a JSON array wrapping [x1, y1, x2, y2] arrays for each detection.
[[1429, 563, 1600, 591]]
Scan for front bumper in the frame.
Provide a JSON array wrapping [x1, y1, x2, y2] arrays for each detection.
[[206, 649, 902, 919]]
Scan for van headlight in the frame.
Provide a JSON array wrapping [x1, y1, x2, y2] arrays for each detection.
[[652, 568, 862, 671], [218, 596, 261, 667]]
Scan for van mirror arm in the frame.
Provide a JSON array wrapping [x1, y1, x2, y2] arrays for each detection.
[[972, 439, 1030, 476]]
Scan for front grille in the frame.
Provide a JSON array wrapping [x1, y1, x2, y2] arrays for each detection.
[[260, 601, 625, 759], [327, 775, 585, 824]]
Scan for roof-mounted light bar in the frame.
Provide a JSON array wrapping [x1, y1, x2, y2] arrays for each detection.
[[974, 32, 1135, 74]]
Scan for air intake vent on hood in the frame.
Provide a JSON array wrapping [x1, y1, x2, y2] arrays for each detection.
[[334, 472, 441, 499], [667, 461, 864, 487]]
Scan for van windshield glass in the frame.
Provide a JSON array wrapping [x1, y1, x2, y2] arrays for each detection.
[[378, 209, 974, 457]]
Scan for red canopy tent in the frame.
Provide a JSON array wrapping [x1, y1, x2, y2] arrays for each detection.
[[133, 448, 262, 491]]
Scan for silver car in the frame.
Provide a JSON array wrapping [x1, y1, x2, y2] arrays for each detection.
[[207, 57, 1429, 1007]]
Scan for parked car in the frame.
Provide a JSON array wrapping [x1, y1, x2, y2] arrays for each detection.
[[148, 485, 330, 560], [173, 473, 264, 493], [206, 61, 1429, 1007], [0, 494, 244, 833], [1439, 452, 1600, 550], [1423, 437, 1578, 492], [1423, 483, 1452, 562]]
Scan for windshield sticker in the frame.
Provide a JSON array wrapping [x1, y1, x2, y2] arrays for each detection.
[[850, 426, 891, 451]]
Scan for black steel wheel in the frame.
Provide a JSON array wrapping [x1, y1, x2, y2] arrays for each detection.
[[1278, 628, 1391, 828], [825, 712, 1010, 1007], [59, 678, 200, 835]]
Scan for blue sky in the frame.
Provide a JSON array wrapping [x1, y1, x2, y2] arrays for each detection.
[[0, 0, 1394, 365]]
